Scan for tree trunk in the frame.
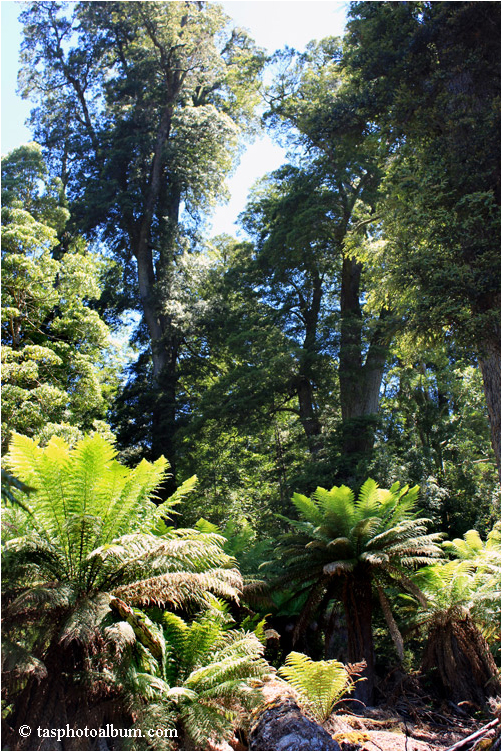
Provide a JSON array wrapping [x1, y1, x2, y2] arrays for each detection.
[[295, 268, 324, 455], [338, 256, 392, 482], [477, 334, 501, 478], [4, 638, 126, 751], [132, 167, 182, 484], [421, 614, 499, 707], [151, 335, 179, 496], [297, 376, 323, 455], [342, 566, 375, 705]]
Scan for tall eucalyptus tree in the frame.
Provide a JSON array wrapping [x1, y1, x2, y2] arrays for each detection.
[[342, 1, 501, 473], [19, 1, 264, 482], [265, 39, 395, 481]]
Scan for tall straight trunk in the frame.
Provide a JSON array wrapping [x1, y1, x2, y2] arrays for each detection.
[[151, 335, 179, 496], [132, 145, 183, 482], [338, 256, 392, 482], [342, 566, 375, 705], [477, 333, 501, 477], [295, 269, 324, 455]]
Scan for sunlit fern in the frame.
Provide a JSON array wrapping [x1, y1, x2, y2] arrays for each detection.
[[270, 478, 443, 660], [113, 602, 272, 750], [404, 524, 501, 643], [2, 433, 243, 731], [278, 652, 359, 723]]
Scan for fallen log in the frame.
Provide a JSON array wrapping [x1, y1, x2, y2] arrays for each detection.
[[249, 698, 341, 751]]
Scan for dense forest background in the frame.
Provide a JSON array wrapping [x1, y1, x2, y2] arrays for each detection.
[[2, 2, 500, 750]]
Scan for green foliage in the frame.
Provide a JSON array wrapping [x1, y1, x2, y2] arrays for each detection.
[[4, 4, 500, 734], [1, 469, 35, 511], [278, 652, 356, 723], [371, 348, 500, 538], [405, 525, 501, 646], [2, 433, 242, 744], [19, 1, 266, 472], [278, 479, 442, 581], [400, 527, 501, 705], [1, 144, 115, 451], [271, 478, 443, 702], [3, 432, 240, 609], [119, 606, 271, 750], [342, 1, 500, 467]]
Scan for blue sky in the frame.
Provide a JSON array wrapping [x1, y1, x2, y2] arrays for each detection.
[[1, 0, 348, 235]]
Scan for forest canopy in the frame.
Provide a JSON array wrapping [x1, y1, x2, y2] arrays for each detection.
[[1, 2, 500, 751]]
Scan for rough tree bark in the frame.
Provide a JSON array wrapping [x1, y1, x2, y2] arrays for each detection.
[[342, 565, 375, 706], [339, 256, 392, 482], [477, 331, 501, 478], [421, 614, 499, 707], [295, 268, 324, 455]]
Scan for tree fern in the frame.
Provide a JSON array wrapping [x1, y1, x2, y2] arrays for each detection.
[[269, 478, 443, 704], [119, 608, 272, 750], [399, 528, 500, 705], [278, 652, 357, 723], [409, 525, 501, 642], [2, 432, 244, 748]]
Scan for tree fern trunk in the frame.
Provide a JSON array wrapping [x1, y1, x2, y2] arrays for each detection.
[[4, 638, 123, 751], [342, 567, 375, 705], [421, 614, 499, 706]]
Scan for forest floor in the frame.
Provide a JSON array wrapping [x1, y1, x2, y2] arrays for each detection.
[[245, 678, 501, 752]]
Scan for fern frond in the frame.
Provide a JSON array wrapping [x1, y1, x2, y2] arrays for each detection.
[[112, 568, 242, 609], [323, 560, 355, 575], [60, 592, 110, 647], [291, 492, 324, 526], [1, 638, 48, 680], [5, 582, 74, 618], [278, 652, 355, 722], [103, 620, 136, 657], [356, 478, 381, 517]]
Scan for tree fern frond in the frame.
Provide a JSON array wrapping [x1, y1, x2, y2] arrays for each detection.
[[131, 672, 172, 702], [186, 653, 267, 690], [350, 517, 382, 547], [360, 551, 389, 565], [103, 620, 136, 657], [182, 618, 223, 673], [4, 582, 74, 617], [112, 569, 242, 609], [291, 492, 324, 526], [1, 638, 47, 681], [326, 537, 353, 556], [194, 517, 221, 535], [60, 593, 110, 647], [315, 485, 355, 532], [292, 577, 329, 645], [164, 686, 198, 702], [355, 478, 381, 517], [3, 536, 69, 581], [323, 560, 355, 575], [98, 456, 169, 543], [160, 474, 197, 511], [129, 610, 269, 751], [278, 652, 355, 723]]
